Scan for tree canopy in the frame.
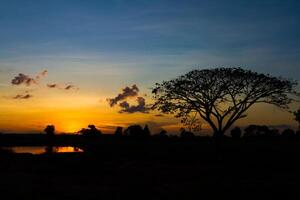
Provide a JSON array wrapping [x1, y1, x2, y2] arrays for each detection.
[[152, 67, 299, 137]]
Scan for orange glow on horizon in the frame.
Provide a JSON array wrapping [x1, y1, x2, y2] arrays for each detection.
[[0, 87, 298, 135]]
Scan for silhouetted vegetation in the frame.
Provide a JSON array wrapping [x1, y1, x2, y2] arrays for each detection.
[[0, 146, 13, 155], [124, 125, 150, 138], [269, 129, 280, 137], [1, 68, 300, 199], [158, 129, 168, 138], [44, 125, 55, 145], [44, 125, 55, 136], [281, 128, 296, 138], [1, 123, 300, 199], [294, 108, 300, 129], [180, 128, 195, 138], [78, 125, 102, 136], [230, 126, 242, 138], [152, 68, 299, 138], [152, 129, 168, 139], [45, 145, 54, 154], [114, 126, 123, 136], [143, 124, 151, 135], [297, 130, 300, 137], [1, 128, 300, 199], [244, 125, 271, 138]]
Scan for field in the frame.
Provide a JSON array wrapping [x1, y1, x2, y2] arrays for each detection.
[[0, 135, 300, 199]]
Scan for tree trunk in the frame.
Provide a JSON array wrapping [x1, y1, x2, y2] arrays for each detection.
[[213, 131, 224, 138], [213, 130, 224, 160]]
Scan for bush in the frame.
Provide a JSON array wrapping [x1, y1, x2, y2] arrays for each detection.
[[231, 127, 241, 138], [281, 128, 295, 138]]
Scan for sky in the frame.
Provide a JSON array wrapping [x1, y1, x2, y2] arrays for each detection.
[[0, 0, 300, 134]]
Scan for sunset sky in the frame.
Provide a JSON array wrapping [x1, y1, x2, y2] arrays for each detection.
[[0, 0, 299, 134]]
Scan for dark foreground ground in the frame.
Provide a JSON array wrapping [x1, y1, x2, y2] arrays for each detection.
[[1, 136, 300, 199]]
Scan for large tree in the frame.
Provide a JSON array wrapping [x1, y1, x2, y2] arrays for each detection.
[[152, 67, 299, 138]]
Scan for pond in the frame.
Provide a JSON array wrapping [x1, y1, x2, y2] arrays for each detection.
[[2, 146, 84, 154]]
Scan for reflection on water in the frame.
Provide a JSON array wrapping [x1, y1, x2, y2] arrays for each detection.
[[4, 146, 83, 154], [53, 146, 83, 153]]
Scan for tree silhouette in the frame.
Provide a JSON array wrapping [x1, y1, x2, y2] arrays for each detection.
[[230, 126, 242, 138], [114, 126, 123, 136], [78, 125, 102, 136], [294, 109, 300, 129], [124, 125, 143, 137], [244, 125, 271, 138], [124, 125, 150, 138], [159, 129, 168, 138], [281, 128, 295, 138], [152, 67, 299, 138], [143, 125, 151, 136], [180, 128, 195, 138], [44, 125, 55, 136]]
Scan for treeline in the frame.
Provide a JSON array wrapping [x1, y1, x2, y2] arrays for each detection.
[[42, 124, 300, 139], [230, 125, 300, 139]]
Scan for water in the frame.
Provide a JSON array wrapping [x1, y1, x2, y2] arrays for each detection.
[[3, 146, 83, 154]]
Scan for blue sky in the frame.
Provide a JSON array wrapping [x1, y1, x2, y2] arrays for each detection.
[[0, 0, 300, 133], [1, 0, 300, 76], [1, 0, 300, 66]]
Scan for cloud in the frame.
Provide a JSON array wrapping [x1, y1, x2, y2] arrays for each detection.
[[47, 83, 79, 91], [47, 83, 58, 88], [154, 114, 165, 117], [107, 84, 139, 107], [13, 90, 33, 100], [119, 97, 149, 114], [13, 92, 33, 100], [11, 73, 37, 86], [36, 70, 48, 80], [9, 70, 78, 100], [2, 90, 35, 100], [107, 84, 151, 114], [64, 84, 78, 90], [119, 101, 130, 109], [11, 70, 47, 86]]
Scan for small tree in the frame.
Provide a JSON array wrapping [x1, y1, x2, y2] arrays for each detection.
[[281, 128, 296, 138], [180, 128, 195, 138], [44, 125, 55, 136], [114, 126, 123, 136], [143, 125, 151, 136], [159, 129, 168, 138], [152, 67, 299, 138], [243, 125, 270, 138], [78, 125, 102, 136], [230, 127, 241, 138], [124, 125, 144, 137], [294, 109, 300, 129]]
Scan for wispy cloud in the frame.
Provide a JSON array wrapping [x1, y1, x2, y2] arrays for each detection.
[[36, 70, 48, 79], [47, 83, 79, 91], [13, 94, 33, 99], [64, 84, 78, 91], [11, 70, 48, 86], [9, 70, 78, 100], [47, 83, 58, 88], [12, 90, 33, 100], [11, 73, 37, 86]]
